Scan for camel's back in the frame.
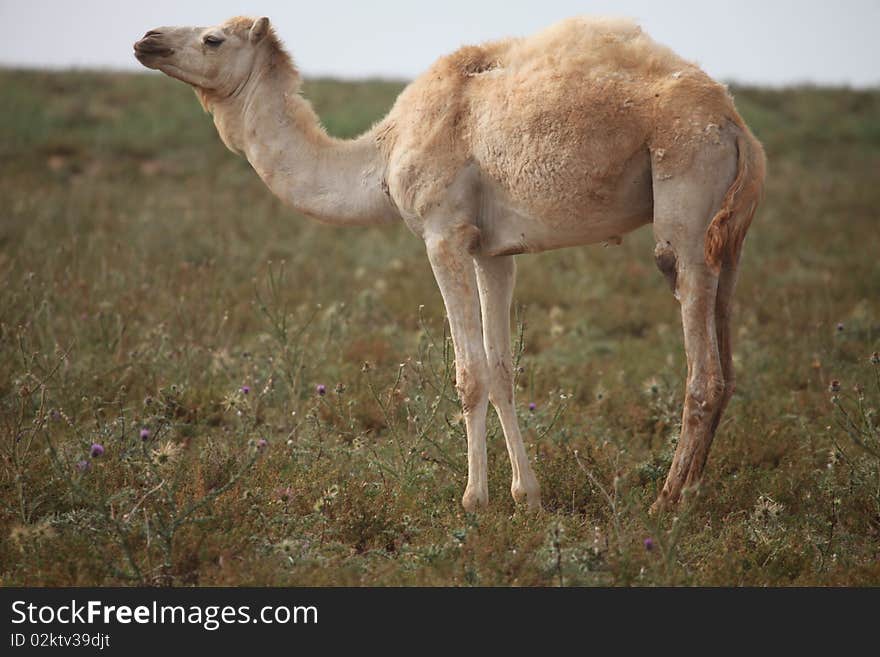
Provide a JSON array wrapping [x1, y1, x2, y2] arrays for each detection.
[[381, 17, 744, 220]]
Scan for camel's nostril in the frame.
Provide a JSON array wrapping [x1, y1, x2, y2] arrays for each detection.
[[143, 30, 163, 38]]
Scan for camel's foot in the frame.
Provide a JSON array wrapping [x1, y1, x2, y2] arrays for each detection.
[[512, 475, 542, 512], [650, 479, 702, 515], [462, 485, 488, 512], [649, 489, 677, 516]]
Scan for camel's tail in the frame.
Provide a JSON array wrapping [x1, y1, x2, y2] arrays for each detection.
[[704, 120, 766, 272]]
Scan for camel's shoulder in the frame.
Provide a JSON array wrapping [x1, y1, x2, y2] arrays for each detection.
[[376, 37, 515, 163]]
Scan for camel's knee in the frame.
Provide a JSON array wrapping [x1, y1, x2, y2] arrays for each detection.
[[456, 362, 489, 413]]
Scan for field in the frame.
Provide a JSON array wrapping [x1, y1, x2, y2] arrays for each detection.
[[1, 69, 879, 586]]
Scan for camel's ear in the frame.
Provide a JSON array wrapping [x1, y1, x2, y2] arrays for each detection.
[[249, 17, 270, 43]]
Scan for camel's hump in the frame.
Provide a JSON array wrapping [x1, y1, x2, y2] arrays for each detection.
[[435, 16, 693, 81]]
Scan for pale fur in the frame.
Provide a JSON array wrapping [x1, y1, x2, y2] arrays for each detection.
[[135, 15, 766, 512]]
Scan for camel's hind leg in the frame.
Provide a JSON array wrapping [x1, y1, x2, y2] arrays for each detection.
[[675, 258, 741, 493], [653, 260, 724, 510], [650, 133, 738, 512]]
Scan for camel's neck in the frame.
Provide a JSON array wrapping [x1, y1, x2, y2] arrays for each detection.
[[210, 59, 397, 227]]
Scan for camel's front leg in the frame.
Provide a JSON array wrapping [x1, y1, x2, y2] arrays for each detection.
[[475, 255, 541, 510], [425, 225, 490, 511]]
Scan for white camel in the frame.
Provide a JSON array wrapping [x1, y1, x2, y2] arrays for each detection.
[[135, 15, 765, 512]]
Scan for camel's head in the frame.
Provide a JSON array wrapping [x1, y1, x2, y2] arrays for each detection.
[[134, 16, 277, 97]]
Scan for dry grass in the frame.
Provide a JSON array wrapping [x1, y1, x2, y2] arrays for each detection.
[[1, 69, 879, 585]]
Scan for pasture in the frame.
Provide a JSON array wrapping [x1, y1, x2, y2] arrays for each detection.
[[1, 69, 878, 585]]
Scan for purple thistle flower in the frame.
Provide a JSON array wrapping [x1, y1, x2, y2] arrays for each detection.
[[644, 537, 654, 551], [241, 385, 250, 395], [139, 428, 150, 441], [316, 384, 326, 396], [257, 438, 268, 451], [75, 460, 91, 472], [528, 402, 536, 412], [90, 443, 105, 458]]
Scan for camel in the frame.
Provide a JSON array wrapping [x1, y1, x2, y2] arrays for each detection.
[[134, 15, 765, 513]]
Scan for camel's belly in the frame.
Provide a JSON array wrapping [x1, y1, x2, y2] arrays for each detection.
[[475, 146, 654, 255]]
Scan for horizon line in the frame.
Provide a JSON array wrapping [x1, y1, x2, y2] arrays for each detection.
[[2, 64, 878, 92]]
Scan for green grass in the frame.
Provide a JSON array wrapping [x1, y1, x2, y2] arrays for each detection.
[[1, 69, 879, 586]]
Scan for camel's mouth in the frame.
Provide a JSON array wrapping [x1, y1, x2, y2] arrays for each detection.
[[134, 43, 174, 58]]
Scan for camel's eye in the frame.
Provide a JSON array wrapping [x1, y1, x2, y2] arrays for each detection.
[[203, 35, 224, 47]]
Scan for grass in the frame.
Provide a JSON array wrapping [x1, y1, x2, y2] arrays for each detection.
[[1, 68, 879, 586]]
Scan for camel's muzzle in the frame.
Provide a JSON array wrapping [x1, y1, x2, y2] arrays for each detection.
[[134, 31, 174, 61]]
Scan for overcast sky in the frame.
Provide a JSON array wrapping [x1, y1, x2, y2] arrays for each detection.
[[1, 0, 877, 86]]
